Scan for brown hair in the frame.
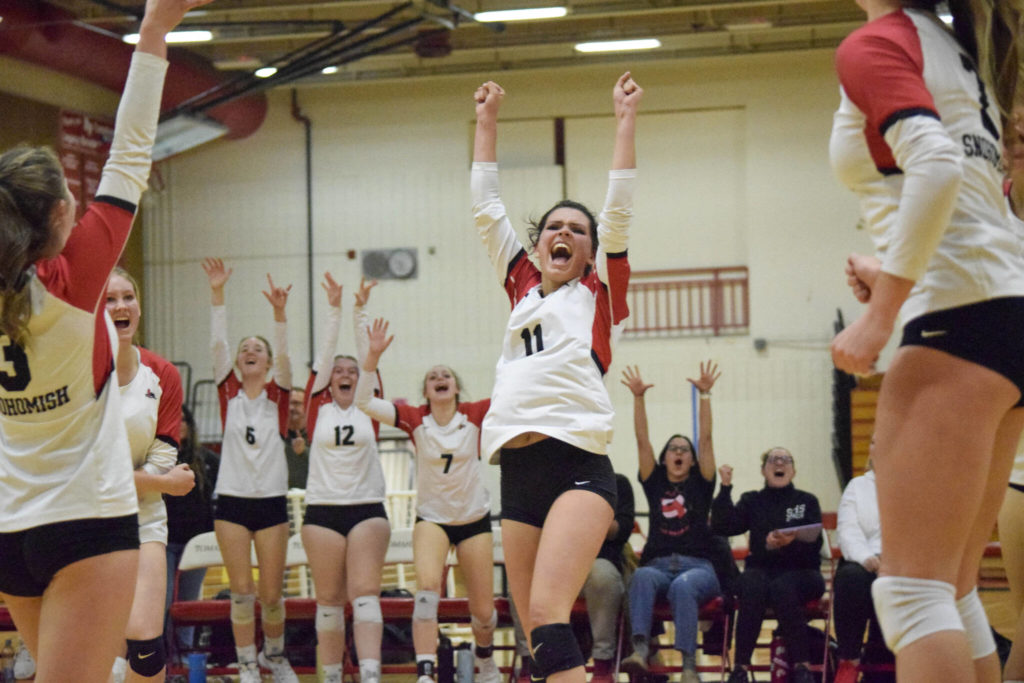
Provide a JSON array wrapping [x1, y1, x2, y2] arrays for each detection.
[[905, 1, 1021, 117], [0, 146, 66, 344]]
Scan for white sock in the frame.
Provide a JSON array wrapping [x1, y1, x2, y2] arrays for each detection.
[[263, 634, 285, 657], [236, 644, 257, 665]]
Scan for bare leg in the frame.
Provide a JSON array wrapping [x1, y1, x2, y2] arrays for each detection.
[[999, 487, 1024, 680], [872, 347, 1020, 683], [34, 550, 138, 683], [214, 520, 256, 649], [531, 491, 614, 683], [413, 521, 451, 660], [957, 409, 1024, 683], [126, 541, 168, 682], [253, 522, 290, 643], [346, 517, 390, 663], [501, 520, 541, 649], [455, 532, 497, 646], [302, 524, 348, 667]]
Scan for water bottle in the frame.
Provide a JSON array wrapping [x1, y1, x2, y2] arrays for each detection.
[[456, 645, 474, 683], [770, 633, 790, 683], [1, 640, 14, 683]]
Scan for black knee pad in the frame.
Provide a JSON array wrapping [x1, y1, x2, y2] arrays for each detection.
[[126, 636, 165, 677], [529, 623, 583, 679]]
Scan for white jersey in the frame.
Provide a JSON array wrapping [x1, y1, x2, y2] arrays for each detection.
[[471, 163, 635, 463], [121, 346, 182, 543], [306, 401, 385, 505], [211, 306, 290, 498], [303, 302, 385, 505], [0, 51, 168, 533], [830, 8, 1024, 324], [356, 374, 490, 525]]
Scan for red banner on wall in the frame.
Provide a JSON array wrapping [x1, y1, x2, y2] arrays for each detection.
[[58, 110, 114, 217]]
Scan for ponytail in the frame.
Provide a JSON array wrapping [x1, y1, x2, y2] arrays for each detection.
[[0, 146, 65, 344], [943, 0, 1021, 117]]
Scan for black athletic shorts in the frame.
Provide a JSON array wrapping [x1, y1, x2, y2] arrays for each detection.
[[304, 502, 388, 537], [500, 438, 616, 528], [415, 513, 493, 546], [0, 514, 139, 597], [901, 296, 1024, 405], [215, 495, 288, 532]]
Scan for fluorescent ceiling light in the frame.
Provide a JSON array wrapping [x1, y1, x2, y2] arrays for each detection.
[[152, 113, 228, 161], [122, 30, 212, 44], [255, 66, 278, 78], [575, 38, 661, 53], [321, 65, 339, 74], [474, 7, 566, 22]]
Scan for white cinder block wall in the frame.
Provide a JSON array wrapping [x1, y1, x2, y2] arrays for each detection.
[[142, 48, 875, 521]]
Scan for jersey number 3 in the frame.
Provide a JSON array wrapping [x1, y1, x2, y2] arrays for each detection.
[[0, 336, 31, 392]]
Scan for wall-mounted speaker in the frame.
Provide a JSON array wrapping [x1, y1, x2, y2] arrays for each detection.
[[361, 248, 418, 280]]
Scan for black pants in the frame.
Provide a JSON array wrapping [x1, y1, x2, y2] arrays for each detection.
[[733, 566, 825, 666], [832, 560, 892, 663]]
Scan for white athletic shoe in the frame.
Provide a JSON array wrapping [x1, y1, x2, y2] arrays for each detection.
[[257, 651, 299, 683], [13, 643, 35, 680], [417, 675, 435, 683], [238, 661, 263, 683], [476, 656, 502, 683], [323, 672, 343, 683]]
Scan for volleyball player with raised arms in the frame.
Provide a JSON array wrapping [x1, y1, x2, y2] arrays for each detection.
[[202, 257, 298, 683], [471, 72, 640, 682], [300, 275, 390, 683], [0, 2, 211, 681]]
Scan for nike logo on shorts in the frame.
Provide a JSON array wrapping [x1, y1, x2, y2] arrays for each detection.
[[921, 329, 947, 338], [574, 480, 590, 486], [139, 652, 155, 659]]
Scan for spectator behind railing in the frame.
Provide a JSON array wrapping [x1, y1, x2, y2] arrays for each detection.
[[619, 362, 722, 683], [284, 387, 308, 490], [712, 448, 824, 683], [834, 450, 893, 683]]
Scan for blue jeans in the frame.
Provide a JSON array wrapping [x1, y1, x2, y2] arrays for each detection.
[[628, 554, 720, 655], [164, 541, 208, 659]]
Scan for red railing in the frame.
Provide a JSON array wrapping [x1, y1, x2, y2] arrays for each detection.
[[624, 266, 749, 337]]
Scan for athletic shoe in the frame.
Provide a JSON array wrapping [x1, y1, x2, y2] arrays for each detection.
[[323, 673, 343, 683], [238, 661, 263, 683], [257, 651, 299, 683], [681, 669, 703, 683], [619, 651, 649, 677], [476, 655, 502, 683], [13, 642, 35, 680], [726, 667, 751, 683], [418, 676, 436, 683]]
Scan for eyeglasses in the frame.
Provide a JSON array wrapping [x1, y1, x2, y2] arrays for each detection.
[[766, 454, 794, 466], [666, 444, 692, 454]]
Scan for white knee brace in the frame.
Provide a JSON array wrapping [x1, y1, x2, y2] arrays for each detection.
[[872, 576, 962, 653], [413, 590, 440, 622], [471, 609, 498, 638], [231, 592, 257, 625], [956, 588, 996, 659], [353, 594, 382, 624], [261, 598, 286, 626], [316, 604, 346, 633]]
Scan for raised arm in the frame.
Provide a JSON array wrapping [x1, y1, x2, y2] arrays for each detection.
[[202, 257, 233, 383], [355, 317, 397, 426], [611, 71, 642, 171], [262, 274, 292, 390], [309, 272, 343, 396], [710, 464, 749, 537], [687, 360, 721, 482], [473, 81, 504, 163], [352, 277, 378, 368], [620, 365, 656, 481]]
